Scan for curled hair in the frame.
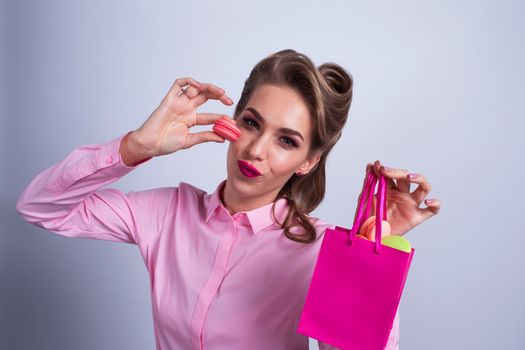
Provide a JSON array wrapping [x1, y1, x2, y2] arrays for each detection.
[[233, 49, 353, 244]]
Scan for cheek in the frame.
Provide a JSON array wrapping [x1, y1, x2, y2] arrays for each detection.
[[270, 151, 304, 173], [227, 143, 236, 162], [228, 139, 242, 155], [229, 135, 250, 156], [226, 140, 244, 166]]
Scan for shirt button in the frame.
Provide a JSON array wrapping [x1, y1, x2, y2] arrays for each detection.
[[106, 156, 113, 164]]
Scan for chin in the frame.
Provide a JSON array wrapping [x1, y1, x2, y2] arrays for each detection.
[[229, 170, 260, 189]]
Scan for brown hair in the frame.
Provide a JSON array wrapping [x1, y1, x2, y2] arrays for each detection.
[[233, 49, 353, 244]]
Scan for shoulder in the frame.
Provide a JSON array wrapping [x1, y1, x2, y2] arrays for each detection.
[[308, 216, 338, 243], [176, 181, 209, 204], [178, 181, 206, 196], [128, 182, 205, 204]]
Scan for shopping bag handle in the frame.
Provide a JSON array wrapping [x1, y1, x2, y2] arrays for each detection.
[[347, 167, 387, 254], [350, 169, 376, 231]]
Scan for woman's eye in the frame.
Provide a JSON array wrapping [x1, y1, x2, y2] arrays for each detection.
[[280, 137, 298, 148], [242, 117, 258, 128]]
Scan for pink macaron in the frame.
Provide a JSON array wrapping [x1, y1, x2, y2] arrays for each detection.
[[213, 116, 241, 142]]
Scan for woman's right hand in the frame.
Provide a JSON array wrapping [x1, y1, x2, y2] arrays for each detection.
[[131, 77, 235, 158]]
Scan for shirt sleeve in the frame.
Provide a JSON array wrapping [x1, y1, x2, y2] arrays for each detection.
[[316, 309, 400, 350], [384, 308, 400, 350], [15, 132, 176, 249], [317, 340, 340, 349]]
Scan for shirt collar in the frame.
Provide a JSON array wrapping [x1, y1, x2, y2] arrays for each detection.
[[204, 179, 290, 235]]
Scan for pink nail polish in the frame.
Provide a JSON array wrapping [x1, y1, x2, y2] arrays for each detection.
[[408, 173, 418, 179]]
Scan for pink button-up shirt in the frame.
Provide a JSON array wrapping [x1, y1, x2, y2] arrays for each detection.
[[16, 132, 399, 350]]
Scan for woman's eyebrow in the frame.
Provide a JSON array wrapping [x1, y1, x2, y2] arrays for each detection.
[[244, 107, 304, 141]]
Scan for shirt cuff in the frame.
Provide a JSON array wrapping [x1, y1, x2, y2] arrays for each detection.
[[117, 131, 154, 168]]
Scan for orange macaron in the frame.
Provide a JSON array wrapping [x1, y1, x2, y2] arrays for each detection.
[[358, 215, 391, 242], [213, 116, 241, 142]]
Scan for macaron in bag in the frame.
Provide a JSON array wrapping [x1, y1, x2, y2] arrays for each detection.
[[355, 176, 412, 253], [357, 215, 412, 253], [357, 215, 391, 240]]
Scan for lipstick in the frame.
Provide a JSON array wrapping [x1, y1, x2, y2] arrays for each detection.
[[237, 160, 262, 178]]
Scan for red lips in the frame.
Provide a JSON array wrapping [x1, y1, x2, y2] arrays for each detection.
[[237, 160, 262, 177]]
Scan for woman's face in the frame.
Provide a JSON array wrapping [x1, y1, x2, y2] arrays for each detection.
[[225, 83, 321, 207]]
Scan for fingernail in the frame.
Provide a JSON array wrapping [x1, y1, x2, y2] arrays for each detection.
[[408, 173, 418, 179], [426, 199, 435, 204]]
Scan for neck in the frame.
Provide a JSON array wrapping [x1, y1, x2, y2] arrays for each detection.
[[221, 180, 278, 216]]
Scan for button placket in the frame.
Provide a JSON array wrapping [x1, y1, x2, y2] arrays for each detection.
[[191, 220, 239, 349]]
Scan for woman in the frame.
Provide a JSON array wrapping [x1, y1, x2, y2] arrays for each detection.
[[16, 49, 440, 349]]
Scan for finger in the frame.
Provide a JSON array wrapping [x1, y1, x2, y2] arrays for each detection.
[[406, 173, 432, 204], [184, 85, 201, 98], [168, 77, 203, 98], [380, 170, 398, 190], [418, 198, 441, 220], [196, 82, 227, 96], [375, 160, 405, 188], [396, 176, 411, 193], [184, 131, 225, 149], [373, 160, 381, 177], [194, 113, 233, 126], [192, 83, 234, 107], [192, 89, 234, 107], [197, 91, 234, 106]]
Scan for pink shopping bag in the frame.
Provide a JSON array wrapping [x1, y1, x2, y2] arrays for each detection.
[[297, 168, 415, 349]]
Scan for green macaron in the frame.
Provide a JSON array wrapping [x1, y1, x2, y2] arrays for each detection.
[[381, 235, 412, 253]]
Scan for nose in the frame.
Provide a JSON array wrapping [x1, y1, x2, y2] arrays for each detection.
[[245, 134, 270, 160]]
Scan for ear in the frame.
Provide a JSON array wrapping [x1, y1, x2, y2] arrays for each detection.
[[297, 151, 322, 175]]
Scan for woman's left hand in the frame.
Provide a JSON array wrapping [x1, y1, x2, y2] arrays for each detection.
[[362, 160, 441, 236]]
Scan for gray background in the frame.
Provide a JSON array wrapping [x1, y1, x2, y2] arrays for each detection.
[[2, 0, 524, 349]]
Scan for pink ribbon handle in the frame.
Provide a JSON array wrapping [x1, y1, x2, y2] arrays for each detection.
[[347, 167, 388, 255], [348, 169, 376, 239], [373, 174, 387, 254]]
